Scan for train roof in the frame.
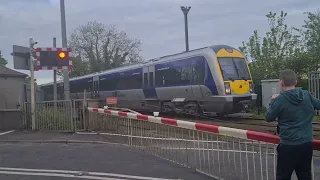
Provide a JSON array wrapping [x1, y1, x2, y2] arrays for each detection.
[[39, 44, 237, 87]]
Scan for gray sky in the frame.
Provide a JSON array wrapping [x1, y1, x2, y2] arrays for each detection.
[[0, 0, 319, 84]]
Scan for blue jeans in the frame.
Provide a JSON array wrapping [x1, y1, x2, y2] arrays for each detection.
[[276, 141, 313, 180]]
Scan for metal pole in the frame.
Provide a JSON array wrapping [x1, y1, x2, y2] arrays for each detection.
[[180, 6, 191, 51], [53, 38, 57, 112], [29, 38, 36, 130], [53, 38, 57, 102], [60, 0, 70, 100]]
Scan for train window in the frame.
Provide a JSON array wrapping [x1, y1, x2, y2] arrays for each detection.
[[176, 67, 191, 84], [155, 61, 191, 86], [100, 78, 117, 91], [100, 73, 142, 91], [218, 57, 239, 81], [57, 85, 64, 94], [74, 81, 92, 92], [191, 57, 205, 84], [115, 78, 126, 90], [192, 66, 205, 84], [115, 74, 142, 90], [46, 85, 53, 94], [70, 79, 93, 93], [70, 82, 86, 93], [70, 83, 78, 93], [233, 58, 251, 80], [84, 81, 92, 92], [155, 70, 164, 86]]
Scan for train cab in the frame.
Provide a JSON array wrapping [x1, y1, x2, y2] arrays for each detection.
[[212, 45, 257, 113]]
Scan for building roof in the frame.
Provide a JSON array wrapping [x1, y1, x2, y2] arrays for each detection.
[[0, 65, 28, 77]]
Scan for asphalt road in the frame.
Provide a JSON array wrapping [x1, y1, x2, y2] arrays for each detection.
[[0, 131, 213, 180], [1, 130, 319, 180]]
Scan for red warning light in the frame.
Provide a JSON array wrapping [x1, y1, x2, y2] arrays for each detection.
[[58, 52, 66, 59]]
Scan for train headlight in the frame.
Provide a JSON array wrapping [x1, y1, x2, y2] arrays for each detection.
[[249, 82, 253, 93], [224, 82, 231, 94]]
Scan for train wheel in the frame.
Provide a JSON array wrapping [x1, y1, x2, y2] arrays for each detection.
[[183, 102, 203, 117], [216, 113, 225, 118]]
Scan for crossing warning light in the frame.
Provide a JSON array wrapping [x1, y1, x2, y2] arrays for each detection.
[[35, 47, 73, 70], [58, 52, 66, 59]]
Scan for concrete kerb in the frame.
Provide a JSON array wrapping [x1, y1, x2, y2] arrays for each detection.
[[0, 139, 126, 146], [0, 131, 127, 146]]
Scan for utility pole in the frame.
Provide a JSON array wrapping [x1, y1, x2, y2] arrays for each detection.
[[29, 38, 36, 130], [180, 6, 191, 51], [53, 37, 57, 110], [60, 0, 70, 100]]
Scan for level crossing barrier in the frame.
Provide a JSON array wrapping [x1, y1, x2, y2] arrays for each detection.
[[86, 107, 320, 180]]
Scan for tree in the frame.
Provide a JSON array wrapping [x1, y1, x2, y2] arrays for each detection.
[[298, 9, 320, 72], [25, 76, 37, 85], [0, 51, 8, 66], [25, 76, 31, 84], [239, 11, 305, 83], [59, 21, 143, 78], [68, 56, 89, 77]]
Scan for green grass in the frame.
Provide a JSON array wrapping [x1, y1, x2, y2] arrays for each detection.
[[313, 116, 320, 121], [251, 113, 265, 120], [36, 106, 74, 131]]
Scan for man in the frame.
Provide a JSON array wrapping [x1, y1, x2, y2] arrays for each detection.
[[265, 69, 318, 180]]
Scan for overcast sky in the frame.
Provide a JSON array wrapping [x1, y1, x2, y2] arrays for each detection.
[[0, 0, 319, 85]]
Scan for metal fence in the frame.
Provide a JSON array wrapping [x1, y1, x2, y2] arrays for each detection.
[[23, 100, 86, 132], [86, 107, 320, 180], [24, 100, 73, 131], [309, 71, 320, 115], [72, 99, 86, 131]]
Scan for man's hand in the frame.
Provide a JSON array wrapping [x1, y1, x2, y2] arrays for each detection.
[[271, 94, 280, 99]]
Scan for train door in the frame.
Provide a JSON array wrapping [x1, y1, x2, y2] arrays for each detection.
[[143, 66, 157, 99], [92, 76, 99, 98]]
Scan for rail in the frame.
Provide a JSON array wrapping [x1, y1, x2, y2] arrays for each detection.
[[86, 107, 320, 180]]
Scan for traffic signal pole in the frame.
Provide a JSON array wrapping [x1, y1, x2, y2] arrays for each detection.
[[53, 37, 57, 111], [60, 0, 70, 100], [29, 38, 36, 130]]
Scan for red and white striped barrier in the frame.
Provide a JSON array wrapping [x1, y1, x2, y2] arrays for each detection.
[[87, 107, 320, 150]]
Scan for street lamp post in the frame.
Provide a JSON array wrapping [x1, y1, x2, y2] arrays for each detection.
[[180, 6, 191, 52]]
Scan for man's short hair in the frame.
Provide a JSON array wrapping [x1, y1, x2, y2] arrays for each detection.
[[279, 69, 297, 87]]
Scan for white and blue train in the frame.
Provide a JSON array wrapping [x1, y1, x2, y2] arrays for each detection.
[[39, 45, 257, 116]]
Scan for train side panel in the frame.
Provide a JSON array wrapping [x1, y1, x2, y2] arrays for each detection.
[[38, 45, 257, 115]]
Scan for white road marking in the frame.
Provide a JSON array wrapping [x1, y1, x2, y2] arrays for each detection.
[[0, 130, 15, 136], [0, 167, 180, 180]]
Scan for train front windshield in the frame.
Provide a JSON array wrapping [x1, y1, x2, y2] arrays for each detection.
[[218, 57, 251, 81]]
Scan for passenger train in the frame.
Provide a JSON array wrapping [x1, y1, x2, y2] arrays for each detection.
[[39, 45, 257, 116]]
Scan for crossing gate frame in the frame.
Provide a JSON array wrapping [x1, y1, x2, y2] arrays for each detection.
[[309, 71, 320, 115], [23, 100, 74, 132]]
